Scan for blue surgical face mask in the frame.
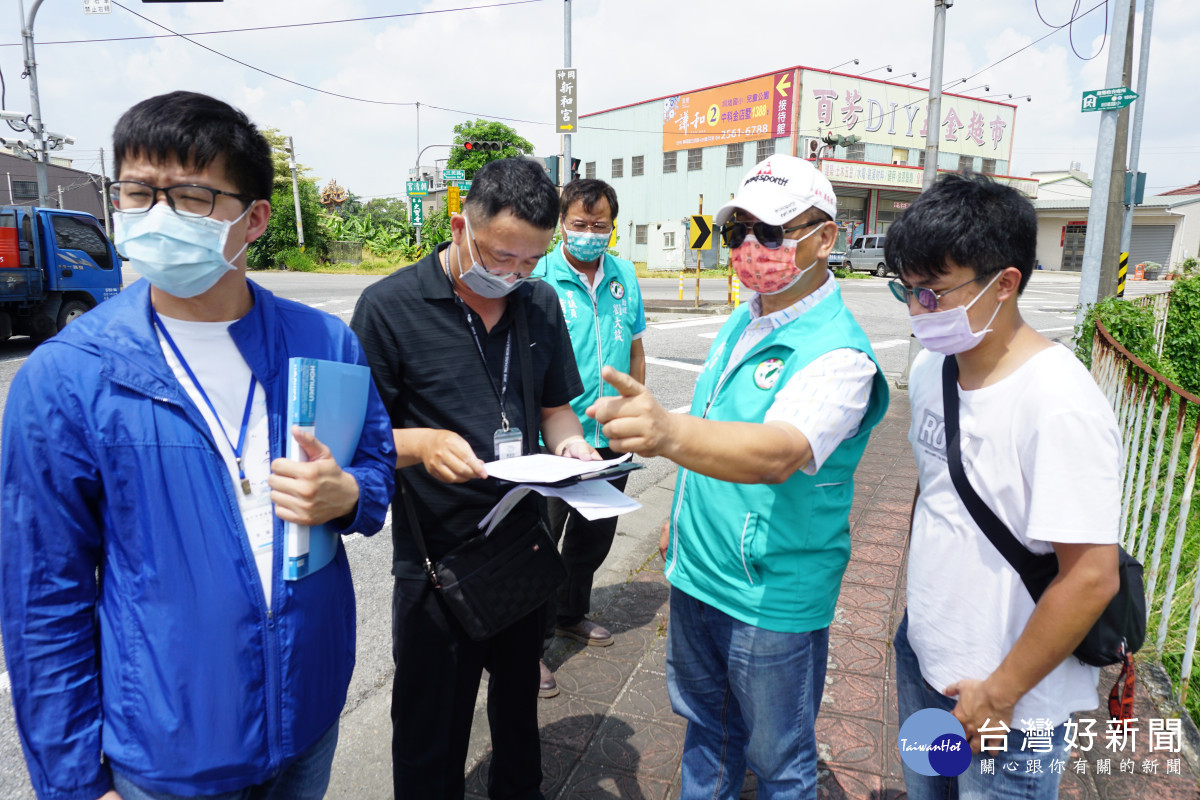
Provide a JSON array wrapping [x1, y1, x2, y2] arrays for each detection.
[[115, 203, 253, 299], [563, 230, 610, 263], [456, 215, 532, 299]]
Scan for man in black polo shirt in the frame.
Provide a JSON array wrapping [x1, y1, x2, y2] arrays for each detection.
[[351, 158, 596, 800]]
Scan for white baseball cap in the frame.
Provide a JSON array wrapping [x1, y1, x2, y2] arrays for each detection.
[[714, 154, 838, 227]]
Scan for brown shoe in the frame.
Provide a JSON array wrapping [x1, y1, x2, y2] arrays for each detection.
[[555, 619, 613, 647], [538, 660, 559, 699]]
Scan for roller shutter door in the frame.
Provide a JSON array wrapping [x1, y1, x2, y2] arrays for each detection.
[[1129, 225, 1174, 267]]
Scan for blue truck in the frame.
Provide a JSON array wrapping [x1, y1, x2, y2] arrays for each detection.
[[0, 205, 121, 343]]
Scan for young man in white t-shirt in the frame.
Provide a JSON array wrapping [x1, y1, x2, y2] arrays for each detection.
[[886, 173, 1122, 799]]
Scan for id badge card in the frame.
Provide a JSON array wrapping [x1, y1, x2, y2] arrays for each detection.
[[241, 492, 275, 554], [494, 427, 523, 460]]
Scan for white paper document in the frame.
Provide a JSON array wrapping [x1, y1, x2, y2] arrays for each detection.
[[478, 480, 641, 536], [482, 452, 632, 485]]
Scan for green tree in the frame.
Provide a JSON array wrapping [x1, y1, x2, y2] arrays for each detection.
[[247, 178, 329, 269], [446, 119, 535, 178], [362, 196, 409, 226]]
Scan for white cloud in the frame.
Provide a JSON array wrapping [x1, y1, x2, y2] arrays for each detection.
[[4, 0, 1196, 201]]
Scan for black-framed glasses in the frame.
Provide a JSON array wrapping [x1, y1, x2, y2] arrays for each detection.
[[109, 180, 252, 219], [469, 235, 539, 283], [889, 275, 986, 312], [720, 218, 824, 250]]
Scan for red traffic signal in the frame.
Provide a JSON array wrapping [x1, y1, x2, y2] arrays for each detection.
[[464, 141, 503, 153]]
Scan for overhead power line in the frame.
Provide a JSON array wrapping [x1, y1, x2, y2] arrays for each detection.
[[0, 1, 545, 48]]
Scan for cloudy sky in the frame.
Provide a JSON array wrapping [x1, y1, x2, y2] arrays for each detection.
[[4, 0, 1196, 201]]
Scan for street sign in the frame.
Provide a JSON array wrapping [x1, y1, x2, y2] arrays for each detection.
[[82, 0, 112, 12], [410, 197, 424, 226], [460, 180, 472, 194], [1081, 87, 1139, 112], [442, 169, 465, 181], [556, 69, 578, 133], [405, 180, 428, 197], [689, 214, 713, 250], [447, 185, 461, 215]]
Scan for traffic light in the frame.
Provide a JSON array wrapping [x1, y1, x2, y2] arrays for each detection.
[[569, 157, 581, 182], [821, 134, 861, 147], [463, 140, 503, 153]]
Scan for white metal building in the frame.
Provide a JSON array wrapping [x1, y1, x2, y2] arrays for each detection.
[[573, 65, 1037, 270]]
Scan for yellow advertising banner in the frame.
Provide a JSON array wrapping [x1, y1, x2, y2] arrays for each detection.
[[663, 71, 795, 153]]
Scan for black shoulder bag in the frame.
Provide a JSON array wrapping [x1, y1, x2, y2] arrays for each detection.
[[399, 294, 566, 641], [940, 356, 1145, 717]]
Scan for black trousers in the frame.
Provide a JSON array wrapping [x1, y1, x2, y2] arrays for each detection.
[[542, 447, 629, 642], [391, 575, 545, 800]]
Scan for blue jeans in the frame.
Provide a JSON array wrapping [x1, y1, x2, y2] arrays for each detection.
[[666, 586, 829, 800], [112, 722, 339, 800], [894, 613, 1070, 800]]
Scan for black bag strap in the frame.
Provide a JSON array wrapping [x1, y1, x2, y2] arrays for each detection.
[[512, 292, 537, 457], [404, 291, 539, 587], [941, 356, 1057, 600]]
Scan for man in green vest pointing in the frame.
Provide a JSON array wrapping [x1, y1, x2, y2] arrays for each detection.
[[589, 154, 889, 799]]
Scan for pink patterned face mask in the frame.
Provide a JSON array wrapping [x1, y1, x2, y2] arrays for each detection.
[[730, 227, 820, 295]]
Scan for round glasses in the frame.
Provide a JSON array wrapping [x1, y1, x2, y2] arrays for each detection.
[[888, 275, 987, 312], [109, 180, 252, 219], [720, 218, 824, 249]]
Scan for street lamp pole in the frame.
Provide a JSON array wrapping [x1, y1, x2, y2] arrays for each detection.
[[17, 0, 50, 207], [921, 0, 951, 192]]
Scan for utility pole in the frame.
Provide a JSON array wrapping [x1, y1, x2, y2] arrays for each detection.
[[288, 136, 305, 251], [563, 0, 571, 186], [1120, 0, 1155, 266], [921, 0, 951, 191], [1077, 0, 1135, 323], [1098, 0, 1136, 298], [17, 0, 49, 207], [98, 147, 111, 237]]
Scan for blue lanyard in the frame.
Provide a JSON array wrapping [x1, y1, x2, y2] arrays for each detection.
[[152, 308, 258, 495]]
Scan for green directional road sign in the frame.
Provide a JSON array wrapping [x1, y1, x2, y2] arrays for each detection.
[[406, 180, 429, 197], [460, 180, 472, 194], [410, 197, 424, 225], [442, 169, 466, 181], [1081, 87, 1138, 112]]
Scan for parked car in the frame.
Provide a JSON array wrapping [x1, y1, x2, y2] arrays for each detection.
[[828, 249, 846, 268], [846, 233, 889, 277]]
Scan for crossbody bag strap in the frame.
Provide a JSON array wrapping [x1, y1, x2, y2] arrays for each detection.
[[399, 474, 440, 588], [513, 292, 537, 456], [940, 356, 1055, 600]]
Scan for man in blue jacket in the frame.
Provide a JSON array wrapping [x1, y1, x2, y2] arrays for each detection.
[[0, 91, 396, 800], [532, 178, 646, 696], [589, 155, 889, 799]]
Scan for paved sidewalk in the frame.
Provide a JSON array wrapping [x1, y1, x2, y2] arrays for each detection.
[[460, 394, 1200, 799]]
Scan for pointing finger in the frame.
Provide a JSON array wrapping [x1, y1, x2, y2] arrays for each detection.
[[601, 366, 646, 398]]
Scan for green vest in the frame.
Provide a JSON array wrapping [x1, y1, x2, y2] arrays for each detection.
[[533, 246, 646, 447], [666, 283, 889, 633]]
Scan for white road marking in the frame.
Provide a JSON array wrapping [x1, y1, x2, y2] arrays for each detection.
[[670, 405, 691, 413], [870, 339, 911, 350], [646, 356, 704, 373], [650, 316, 730, 329], [0, 670, 9, 694], [698, 332, 717, 339], [1037, 326, 1076, 333]]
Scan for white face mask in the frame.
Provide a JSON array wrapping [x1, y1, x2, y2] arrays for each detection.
[[114, 203, 252, 299], [908, 271, 1004, 355], [455, 215, 531, 299]]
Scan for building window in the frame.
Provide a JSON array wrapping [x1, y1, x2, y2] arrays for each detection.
[[611, 158, 624, 179], [585, 161, 596, 180], [756, 139, 773, 164], [917, 150, 926, 168], [632, 155, 644, 177], [846, 142, 866, 162], [726, 144, 743, 168], [663, 152, 677, 174], [981, 158, 997, 175], [12, 180, 37, 201], [635, 224, 648, 245], [958, 155, 974, 173], [663, 231, 676, 248], [687, 148, 703, 171]]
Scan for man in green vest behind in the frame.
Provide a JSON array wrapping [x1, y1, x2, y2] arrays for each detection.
[[589, 154, 889, 799], [532, 178, 647, 698]]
